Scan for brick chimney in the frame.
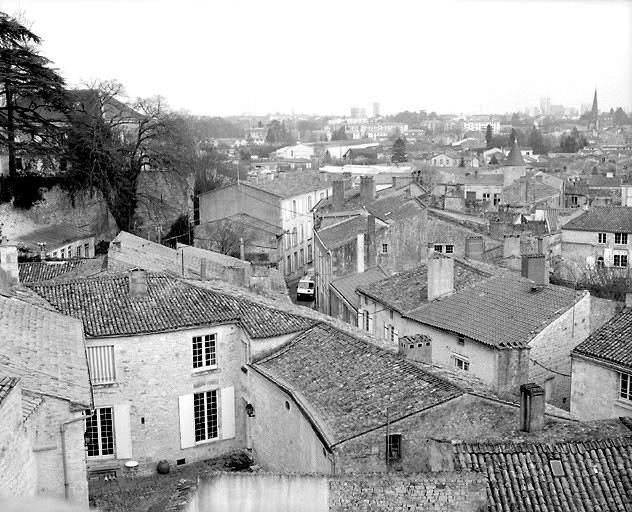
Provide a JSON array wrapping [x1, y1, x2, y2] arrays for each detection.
[[464, 235, 484, 261], [129, 269, 149, 300], [503, 234, 520, 259], [332, 180, 345, 211], [38, 242, 47, 260], [520, 383, 545, 432], [0, 237, 19, 288], [427, 256, 454, 302], [360, 176, 376, 204], [521, 254, 547, 286]]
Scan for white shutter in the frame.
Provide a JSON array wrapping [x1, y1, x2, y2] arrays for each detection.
[[179, 394, 195, 449], [368, 314, 374, 334], [384, 323, 389, 339], [221, 386, 235, 440], [357, 309, 363, 328], [393, 329, 399, 344], [604, 248, 613, 267], [113, 403, 133, 459]]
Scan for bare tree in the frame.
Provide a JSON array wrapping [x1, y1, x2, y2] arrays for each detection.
[[197, 219, 257, 258]]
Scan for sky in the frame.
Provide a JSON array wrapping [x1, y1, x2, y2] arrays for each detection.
[[1, 0, 631, 117]]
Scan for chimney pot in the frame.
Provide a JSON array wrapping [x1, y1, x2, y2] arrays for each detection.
[[360, 176, 376, 204], [332, 180, 345, 211], [129, 269, 149, 300], [520, 383, 546, 432], [427, 256, 454, 302], [465, 235, 484, 261], [521, 254, 547, 285]]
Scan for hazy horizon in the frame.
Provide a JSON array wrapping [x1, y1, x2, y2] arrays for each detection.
[[2, 0, 631, 117]]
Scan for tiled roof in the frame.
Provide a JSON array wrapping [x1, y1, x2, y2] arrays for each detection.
[[243, 172, 329, 199], [253, 323, 463, 445], [454, 435, 632, 512], [405, 276, 584, 348], [458, 174, 504, 186], [0, 376, 18, 405], [0, 296, 91, 406], [563, 206, 632, 232], [316, 215, 367, 250], [14, 223, 94, 252], [330, 267, 387, 308], [28, 273, 313, 339], [573, 308, 632, 368], [19, 257, 108, 283], [365, 195, 424, 222], [587, 175, 622, 188], [358, 259, 491, 314]]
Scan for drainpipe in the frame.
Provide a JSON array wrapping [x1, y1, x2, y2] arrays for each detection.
[[61, 409, 94, 500]]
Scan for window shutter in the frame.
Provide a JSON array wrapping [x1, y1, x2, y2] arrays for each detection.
[[604, 248, 613, 267], [384, 323, 389, 339], [178, 394, 196, 449], [368, 314, 374, 334], [221, 386, 235, 440], [393, 329, 399, 344], [357, 309, 363, 328], [113, 403, 133, 459]]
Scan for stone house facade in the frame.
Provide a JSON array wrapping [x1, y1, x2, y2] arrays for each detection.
[[197, 172, 331, 282], [571, 307, 632, 420], [29, 270, 313, 477]]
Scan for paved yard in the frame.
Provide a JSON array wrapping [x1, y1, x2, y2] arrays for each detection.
[[89, 452, 252, 512]]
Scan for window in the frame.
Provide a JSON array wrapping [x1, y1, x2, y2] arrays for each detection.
[[434, 244, 443, 252], [307, 221, 313, 240], [363, 311, 371, 332], [308, 196, 313, 210], [292, 227, 297, 246], [299, 249, 304, 267], [382, 243, 389, 254], [386, 434, 401, 460], [620, 372, 632, 401], [457, 335, 465, 346], [286, 255, 292, 273], [299, 224, 304, 243], [76, 245, 82, 258], [307, 244, 313, 263], [84, 243, 89, 257], [61, 248, 65, 259], [53, 251, 57, 258], [292, 200, 297, 218], [87, 346, 116, 384], [598, 233, 607, 244], [85, 407, 114, 457], [294, 252, 298, 271], [493, 193, 500, 206], [597, 256, 604, 267], [192, 334, 217, 370], [194, 390, 218, 442], [615, 233, 628, 245], [482, 193, 490, 201], [454, 355, 469, 371], [445, 245, 454, 254], [614, 254, 628, 267], [285, 233, 291, 250]]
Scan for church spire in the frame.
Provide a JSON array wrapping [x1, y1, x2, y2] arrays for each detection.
[[591, 88, 598, 117]]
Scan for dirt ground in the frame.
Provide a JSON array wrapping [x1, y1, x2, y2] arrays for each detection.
[[88, 452, 252, 512]]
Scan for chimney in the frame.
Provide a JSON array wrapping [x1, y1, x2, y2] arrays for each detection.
[[427, 256, 454, 302], [626, 292, 632, 308], [520, 383, 545, 432], [0, 237, 19, 287], [319, 170, 328, 182], [464, 235, 484, 261], [367, 215, 376, 268], [200, 258, 207, 280], [537, 237, 544, 255], [240, 238, 245, 261], [332, 180, 345, 211], [356, 233, 365, 273], [521, 254, 547, 286], [360, 176, 376, 204], [129, 269, 149, 300], [38, 242, 47, 260], [503, 234, 520, 259]]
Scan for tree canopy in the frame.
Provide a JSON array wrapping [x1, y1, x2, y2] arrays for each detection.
[[0, 11, 70, 177], [391, 137, 407, 163], [485, 124, 493, 150]]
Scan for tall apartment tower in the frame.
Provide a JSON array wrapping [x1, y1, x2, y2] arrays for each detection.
[[540, 97, 551, 116], [373, 102, 381, 118]]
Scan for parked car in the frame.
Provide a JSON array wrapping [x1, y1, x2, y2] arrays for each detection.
[[296, 275, 315, 301]]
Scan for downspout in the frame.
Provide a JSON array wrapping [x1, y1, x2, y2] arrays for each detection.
[[61, 410, 94, 500]]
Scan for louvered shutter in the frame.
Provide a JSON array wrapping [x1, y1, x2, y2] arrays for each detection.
[[603, 248, 613, 267]]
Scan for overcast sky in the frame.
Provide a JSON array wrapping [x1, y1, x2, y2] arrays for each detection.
[[2, 0, 631, 117]]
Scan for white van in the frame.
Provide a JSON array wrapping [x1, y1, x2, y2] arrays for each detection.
[[296, 275, 315, 301]]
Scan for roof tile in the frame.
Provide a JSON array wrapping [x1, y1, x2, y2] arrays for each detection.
[[563, 206, 632, 233], [573, 308, 632, 368]]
